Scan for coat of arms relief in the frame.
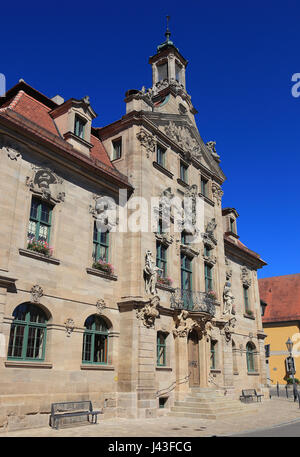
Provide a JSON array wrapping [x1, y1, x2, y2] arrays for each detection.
[[163, 121, 202, 161]]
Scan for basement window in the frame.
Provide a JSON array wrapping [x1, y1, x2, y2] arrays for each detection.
[[159, 397, 168, 409]]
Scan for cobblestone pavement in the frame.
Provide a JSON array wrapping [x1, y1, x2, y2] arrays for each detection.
[[1, 398, 300, 437]]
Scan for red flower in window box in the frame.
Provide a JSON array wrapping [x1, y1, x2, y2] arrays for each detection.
[[207, 290, 217, 300], [92, 259, 114, 275], [157, 275, 173, 287], [27, 238, 53, 257]]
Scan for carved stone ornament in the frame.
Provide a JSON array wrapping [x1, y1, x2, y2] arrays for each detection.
[[206, 141, 221, 163], [30, 284, 43, 304], [211, 183, 224, 207], [143, 250, 160, 295], [152, 188, 175, 229], [164, 121, 202, 160], [65, 318, 75, 337], [136, 128, 156, 158], [223, 281, 235, 315], [183, 184, 198, 230], [0, 136, 22, 161], [203, 253, 217, 266], [96, 299, 106, 314], [225, 257, 233, 280], [202, 218, 217, 246], [241, 266, 252, 287], [155, 232, 174, 246], [136, 295, 160, 328], [5, 146, 21, 161], [221, 316, 237, 343], [173, 310, 211, 338], [26, 165, 65, 203], [90, 194, 118, 232]]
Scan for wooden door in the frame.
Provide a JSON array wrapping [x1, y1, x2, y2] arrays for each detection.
[[188, 329, 200, 386]]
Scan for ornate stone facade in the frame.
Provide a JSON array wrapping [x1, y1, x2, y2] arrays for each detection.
[[0, 32, 268, 431]]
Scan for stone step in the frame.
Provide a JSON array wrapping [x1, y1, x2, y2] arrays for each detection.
[[174, 400, 245, 409], [171, 405, 246, 414], [168, 408, 257, 420], [184, 395, 235, 403]]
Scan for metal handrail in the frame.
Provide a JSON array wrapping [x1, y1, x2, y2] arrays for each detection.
[[156, 371, 191, 398]]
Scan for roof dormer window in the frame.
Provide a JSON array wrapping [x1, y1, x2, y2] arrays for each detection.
[[74, 115, 86, 139]]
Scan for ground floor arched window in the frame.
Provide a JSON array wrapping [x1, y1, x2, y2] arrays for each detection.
[[7, 303, 48, 361], [82, 315, 108, 364], [246, 342, 256, 372]]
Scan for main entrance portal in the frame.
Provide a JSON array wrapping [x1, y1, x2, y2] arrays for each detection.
[[188, 329, 200, 387]]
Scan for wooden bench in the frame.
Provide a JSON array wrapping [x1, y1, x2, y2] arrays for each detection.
[[50, 401, 102, 429], [240, 389, 264, 403]]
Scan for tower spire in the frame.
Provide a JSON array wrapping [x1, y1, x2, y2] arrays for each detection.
[[165, 15, 171, 42], [157, 15, 178, 52]]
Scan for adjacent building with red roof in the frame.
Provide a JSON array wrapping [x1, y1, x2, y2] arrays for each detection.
[[259, 274, 300, 384]]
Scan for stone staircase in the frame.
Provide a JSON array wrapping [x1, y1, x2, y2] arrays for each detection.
[[168, 387, 258, 420]]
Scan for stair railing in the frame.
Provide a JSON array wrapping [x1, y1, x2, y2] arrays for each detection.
[[156, 371, 191, 398]]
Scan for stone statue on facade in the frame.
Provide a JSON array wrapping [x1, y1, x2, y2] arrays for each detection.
[[143, 250, 161, 295], [223, 281, 235, 315]]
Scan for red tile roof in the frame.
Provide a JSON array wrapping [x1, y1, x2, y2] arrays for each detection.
[[6, 90, 59, 136], [0, 81, 132, 189], [259, 274, 300, 323]]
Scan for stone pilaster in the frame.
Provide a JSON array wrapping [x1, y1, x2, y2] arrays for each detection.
[[174, 335, 190, 401], [257, 331, 268, 388], [223, 338, 234, 390], [137, 323, 157, 418]]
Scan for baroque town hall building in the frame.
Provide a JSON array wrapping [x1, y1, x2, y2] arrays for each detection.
[[0, 30, 268, 430]]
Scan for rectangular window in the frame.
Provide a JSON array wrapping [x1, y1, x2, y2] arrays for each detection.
[[230, 218, 235, 233], [157, 62, 168, 81], [156, 242, 167, 278], [112, 139, 122, 160], [204, 245, 210, 257], [28, 197, 52, 243], [210, 341, 217, 369], [243, 286, 250, 312], [157, 144, 166, 167], [180, 162, 188, 183], [201, 177, 208, 197], [175, 62, 182, 83], [157, 333, 167, 366], [181, 254, 193, 309], [205, 263, 213, 292], [74, 115, 85, 139], [93, 222, 109, 262]]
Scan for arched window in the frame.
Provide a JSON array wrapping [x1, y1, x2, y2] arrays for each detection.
[[82, 315, 109, 364], [157, 332, 167, 366], [246, 342, 256, 373], [7, 303, 48, 361]]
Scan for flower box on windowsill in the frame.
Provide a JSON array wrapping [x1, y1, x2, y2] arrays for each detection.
[[27, 239, 53, 257], [86, 267, 117, 281], [92, 260, 114, 275], [19, 248, 60, 265], [206, 290, 218, 301]]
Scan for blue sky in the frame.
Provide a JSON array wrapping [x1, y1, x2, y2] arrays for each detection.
[[2, 0, 299, 278]]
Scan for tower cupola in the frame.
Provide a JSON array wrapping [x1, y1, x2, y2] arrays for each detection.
[[149, 16, 188, 91]]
